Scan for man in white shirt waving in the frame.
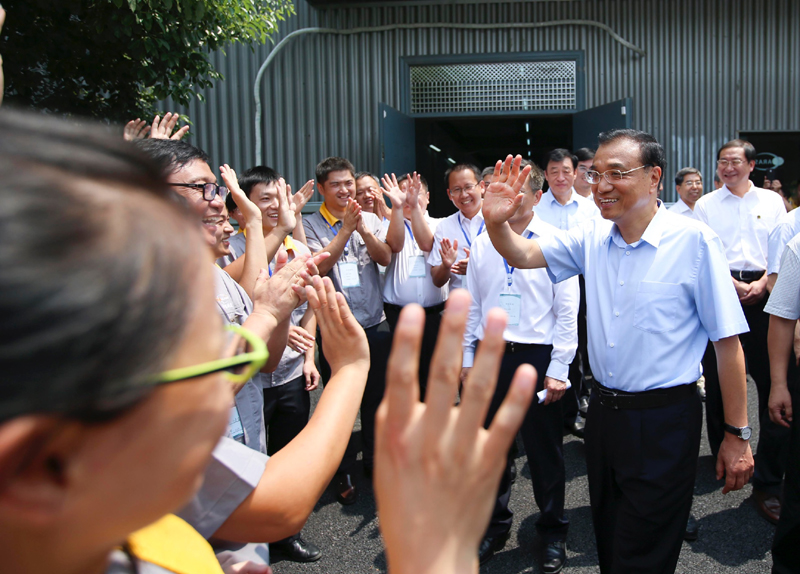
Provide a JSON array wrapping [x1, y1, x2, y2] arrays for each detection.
[[462, 160, 578, 572]]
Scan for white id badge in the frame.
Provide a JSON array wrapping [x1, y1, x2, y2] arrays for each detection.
[[339, 261, 361, 288], [409, 255, 426, 278], [499, 293, 522, 326], [227, 406, 245, 444]]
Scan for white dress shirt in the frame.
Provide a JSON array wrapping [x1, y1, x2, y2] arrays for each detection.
[[768, 208, 800, 275], [428, 209, 485, 291], [667, 198, 694, 217], [383, 214, 449, 307], [463, 215, 579, 382], [534, 187, 600, 231], [538, 203, 749, 392], [693, 182, 786, 271]]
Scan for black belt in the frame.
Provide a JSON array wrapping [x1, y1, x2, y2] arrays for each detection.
[[505, 341, 548, 354], [731, 269, 765, 282], [384, 302, 445, 316], [594, 381, 697, 410]]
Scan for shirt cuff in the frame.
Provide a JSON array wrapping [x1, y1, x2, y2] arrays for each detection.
[[545, 359, 570, 383], [462, 347, 475, 368]]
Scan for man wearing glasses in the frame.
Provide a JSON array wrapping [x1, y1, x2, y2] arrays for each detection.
[[483, 129, 754, 574], [669, 167, 704, 215], [693, 139, 789, 525], [573, 147, 595, 199], [430, 163, 486, 291]]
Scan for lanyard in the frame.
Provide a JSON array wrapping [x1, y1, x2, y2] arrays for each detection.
[[457, 213, 484, 248], [404, 221, 416, 246], [502, 230, 534, 288], [325, 219, 339, 237]]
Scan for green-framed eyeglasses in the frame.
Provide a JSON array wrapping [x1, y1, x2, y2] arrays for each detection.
[[153, 324, 268, 385]]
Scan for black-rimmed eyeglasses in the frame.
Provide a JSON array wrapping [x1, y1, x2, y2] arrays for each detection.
[[170, 182, 229, 201]]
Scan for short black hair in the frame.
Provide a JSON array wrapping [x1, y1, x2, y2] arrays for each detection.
[[397, 172, 430, 191], [135, 139, 209, 177], [718, 139, 757, 162], [444, 163, 481, 189], [573, 148, 595, 162], [675, 167, 703, 186], [542, 148, 578, 170], [0, 110, 204, 423], [598, 129, 667, 181], [316, 157, 355, 185], [238, 165, 281, 199]]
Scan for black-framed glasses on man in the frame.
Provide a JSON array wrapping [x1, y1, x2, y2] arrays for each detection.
[[584, 164, 653, 185], [170, 182, 229, 201]]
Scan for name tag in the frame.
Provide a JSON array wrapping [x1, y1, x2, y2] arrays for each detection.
[[499, 293, 522, 326], [339, 261, 361, 288], [410, 255, 426, 278], [227, 406, 245, 444]]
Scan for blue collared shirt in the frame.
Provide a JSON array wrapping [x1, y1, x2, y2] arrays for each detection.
[[533, 187, 600, 231], [538, 204, 749, 392]]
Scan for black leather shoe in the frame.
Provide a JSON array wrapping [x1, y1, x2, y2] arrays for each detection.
[[509, 460, 517, 485], [568, 414, 585, 439], [333, 473, 357, 505], [478, 532, 510, 564], [270, 537, 322, 563], [684, 514, 699, 541], [542, 540, 566, 574]]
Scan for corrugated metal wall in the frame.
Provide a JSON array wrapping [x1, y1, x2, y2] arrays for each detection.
[[166, 0, 800, 203]]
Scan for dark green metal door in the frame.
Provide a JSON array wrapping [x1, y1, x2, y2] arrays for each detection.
[[572, 98, 633, 150]]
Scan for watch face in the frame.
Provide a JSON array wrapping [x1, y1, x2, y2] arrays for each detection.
[[741, 427, 752, 440]]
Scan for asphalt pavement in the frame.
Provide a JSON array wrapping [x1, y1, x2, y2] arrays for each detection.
[[273, 377, 777, 574]]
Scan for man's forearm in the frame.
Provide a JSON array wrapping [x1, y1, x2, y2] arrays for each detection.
[[315, 231, 352, 276], [768, 315, 795, 391], [264, 227, 288, 266], [713, 335, 749, 427], [410, 208, 434, 252], [431, 263, 451, 288], [238, 219, 268, 299], [385, 211, 406, 253], [361, 227, 392, 266], [485, 221, 546, 269], [262, 315, 292, 373]]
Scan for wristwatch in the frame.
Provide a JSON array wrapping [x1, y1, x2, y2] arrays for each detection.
[[723, 423, 752, 440]]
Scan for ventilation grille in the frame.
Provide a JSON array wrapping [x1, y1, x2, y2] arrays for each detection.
[[410, 61, 577, 114]]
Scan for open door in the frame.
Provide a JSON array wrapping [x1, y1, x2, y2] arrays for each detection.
[[380, 103, 416, 177], [572, 98, 633, 150]]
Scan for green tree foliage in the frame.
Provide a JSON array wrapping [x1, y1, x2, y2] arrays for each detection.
[[1, 0, 294, 122]]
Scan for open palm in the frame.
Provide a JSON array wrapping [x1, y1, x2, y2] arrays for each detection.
[[482, 155, 530, 226]]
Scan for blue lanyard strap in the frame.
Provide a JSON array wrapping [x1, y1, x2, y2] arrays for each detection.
[[326, 219, 339, 237], [502, 230, 534, 287], [404, 221, 416, 246], [458, 214, 484, 248]]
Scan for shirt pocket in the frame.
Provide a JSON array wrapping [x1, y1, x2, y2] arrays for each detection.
[[217, 293, 245, 325], [633, 281, 684, 334]]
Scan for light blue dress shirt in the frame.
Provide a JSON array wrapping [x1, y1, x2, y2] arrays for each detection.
[[538, 204, 749, 392], [533, 187, 600, 231], [767, 208, 800, 275]]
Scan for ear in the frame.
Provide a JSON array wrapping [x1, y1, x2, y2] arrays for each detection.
[[650, 166, 662, 194], [531, 189, 544, 207], [0, 417, 84, 526]]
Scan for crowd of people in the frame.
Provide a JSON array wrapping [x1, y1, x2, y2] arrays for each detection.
[[1, 86, 799, 574]]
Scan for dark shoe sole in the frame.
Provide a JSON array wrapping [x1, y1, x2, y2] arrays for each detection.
[[479, 532, 510, 565]]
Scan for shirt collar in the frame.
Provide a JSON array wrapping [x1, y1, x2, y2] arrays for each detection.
[[284, 236, 296, 252], [720, 180, 754, 200], [607, 200, 666, 249], [320, 202, 340, 226]]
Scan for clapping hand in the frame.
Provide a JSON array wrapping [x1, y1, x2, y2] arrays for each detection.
[[381, 173, 407, 209], [287, 325, 315, 353], [221, 164, 262, 226], [343, 198, 363, 235], [482, 155, 531, 227], [123, 118, 150, 141], [451, 247, 470, 276], [440, 237, 459, 269], [405, 172, 422, 210], [375, 290, 535, 574], [292, 180, 315, 216], [275, 178, 298, 235]]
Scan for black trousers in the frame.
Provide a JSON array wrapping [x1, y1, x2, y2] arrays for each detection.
[[384, 302, 443, 400], [263, 375, 311, 544], [484, 343, 568, 543], [773, 374, 800, 573], [263, 375, 310, 456], [585, 388, 702, 574], [319, 319, 391, 472], [565, 276, 591, 424], [703, 297, 790, 494]]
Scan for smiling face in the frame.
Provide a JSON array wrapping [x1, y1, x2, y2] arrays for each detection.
[[676, 173, 703, 207], [166, 159, 223, 246], [211, 208, 235, 258], [574, 158, 594, 197], [319, 169, 356, 211], [249, 181, 280, 229], [592, 137, 661, 230], [355, 176, 378, 212], [544, 157, 577, 200], [717, 146, 755, 190], [447, 168, 483, 219]]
